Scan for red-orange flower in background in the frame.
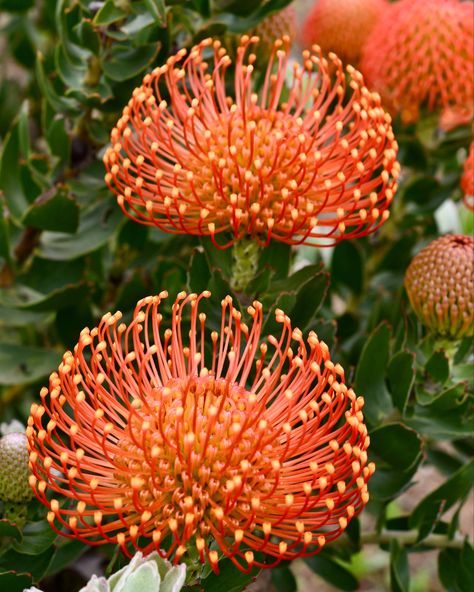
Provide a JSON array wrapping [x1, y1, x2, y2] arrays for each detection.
[[104, 36, 399, 249], [461, 143, 474, 211], [301, 0, 387, 66], [360, 0, 474, 124], [27, 292, 373, 573]]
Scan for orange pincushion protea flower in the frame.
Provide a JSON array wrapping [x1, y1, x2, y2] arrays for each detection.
[[405, 235, 474, 339], [360, 0, 474, 124], [461, 143, 474, 211], [301, 0, 387, 66], [27, 292, 373, 573], [103, 36, 399, 249]]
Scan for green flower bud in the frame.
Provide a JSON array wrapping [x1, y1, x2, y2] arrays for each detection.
[[0, 432, 33, 503], [405, 234, 474, 339]]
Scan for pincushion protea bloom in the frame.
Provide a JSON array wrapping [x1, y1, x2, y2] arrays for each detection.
[[27, 292, 374, 573], [405, 235, 474, 339], [301, 0, 387, 66], [360, 0, 474, 124], [461, 143, 474, 211], [104, 36, 399, 249]]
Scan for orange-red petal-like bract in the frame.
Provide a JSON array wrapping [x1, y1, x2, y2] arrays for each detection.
[[405, 235, 474, 339], [301, 0, 387, 66], [104, 36, 399, 249], [27, 292, 374, 573], [461, 143, 474, 211], [360, 0, 474, 124]]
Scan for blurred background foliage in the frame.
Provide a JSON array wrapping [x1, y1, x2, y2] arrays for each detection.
[[0, 0, 472, 591]]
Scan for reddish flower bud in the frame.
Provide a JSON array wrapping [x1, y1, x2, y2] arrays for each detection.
[[104, 37, 399, 249], [301, 0, 387, 66], [461, 143, 474, 211], [361, 0, 474, 124], [28, 292, 373, 573], [405, 235, 474, 339]]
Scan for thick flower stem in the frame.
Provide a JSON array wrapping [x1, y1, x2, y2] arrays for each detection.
[[230, 239, 261, 293], [361, 530, 465, 550]]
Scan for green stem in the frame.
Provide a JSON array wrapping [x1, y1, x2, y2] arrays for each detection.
[[230, 238, 261, 293], [361, 529, 465, 550]]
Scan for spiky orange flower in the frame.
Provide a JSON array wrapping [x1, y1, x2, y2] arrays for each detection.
[[301, 0, 387, 66], [104, 36, 399, 249], [461, 143, 474, 211], [360, 0, 474, 124], [27, 292, 373, 573], [405, 235, 474, 339]]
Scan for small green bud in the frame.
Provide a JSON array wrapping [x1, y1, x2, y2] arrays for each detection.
[[0, 432, 33, 503]]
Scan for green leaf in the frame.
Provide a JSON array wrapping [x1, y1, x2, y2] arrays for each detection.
[[45, 539, 87, 578], [144, 0, 167, 25], [93, 0, 129, 25], [438, 541, 474, 592], [331, 240, 364, 295], [0, 519, 22, 541], [271, 565, 297, 592], [0, 196, 12, 265], [0, 572, 33, 592], [13, 520, 56, 555], [187, 249, 211, 294], [0, 104, 30, 219], [387, 351, 415, 415], [38, 199, 122, 260], [304, 555, 358, 591], [410, 460, 474, 541], [0, 343, 59, 385], [35, 52, 80, 115], [101, 43, 161, 82], [425, 350, 450, 384], [202, 558, 260, 592], [22, 186, 79, 233], [368, 462, 419, 501], [390, 539, 409, 592], [370, 423, 423, 471], [354, 323, 392, 424], [0, 546, 55, 580], [416, 382, 468, 412]]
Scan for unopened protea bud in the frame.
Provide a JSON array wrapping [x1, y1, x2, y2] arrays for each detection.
[[0, 432, 33, 503], [253, 5, 296, 60], [405, 235, 474, 339]]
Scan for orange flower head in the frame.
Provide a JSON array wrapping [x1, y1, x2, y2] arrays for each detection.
[[360, 0, 474, 124], [104, 36, 399, 249], [27, 292, 373, 573], [461, 143, 474, 211], [301, 0, 387, 66], [405, 235, 474, 339]]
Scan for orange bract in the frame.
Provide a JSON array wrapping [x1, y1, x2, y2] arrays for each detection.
[[301, 0, 387, 66], [360, 0, 474, 124], [104, 36, 399, 249], [405, 235, 474, 339], [461, 143, 474, 211], [27, 292, 373, 573]]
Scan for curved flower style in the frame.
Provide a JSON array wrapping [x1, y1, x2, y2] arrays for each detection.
[[301, 0, 387, 66], [360, 0, 474, 124], [28, 292, 374, 573], [461, 143, 474, 211], [405, 235, 474, 339], [104, 36, 399, 249]]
